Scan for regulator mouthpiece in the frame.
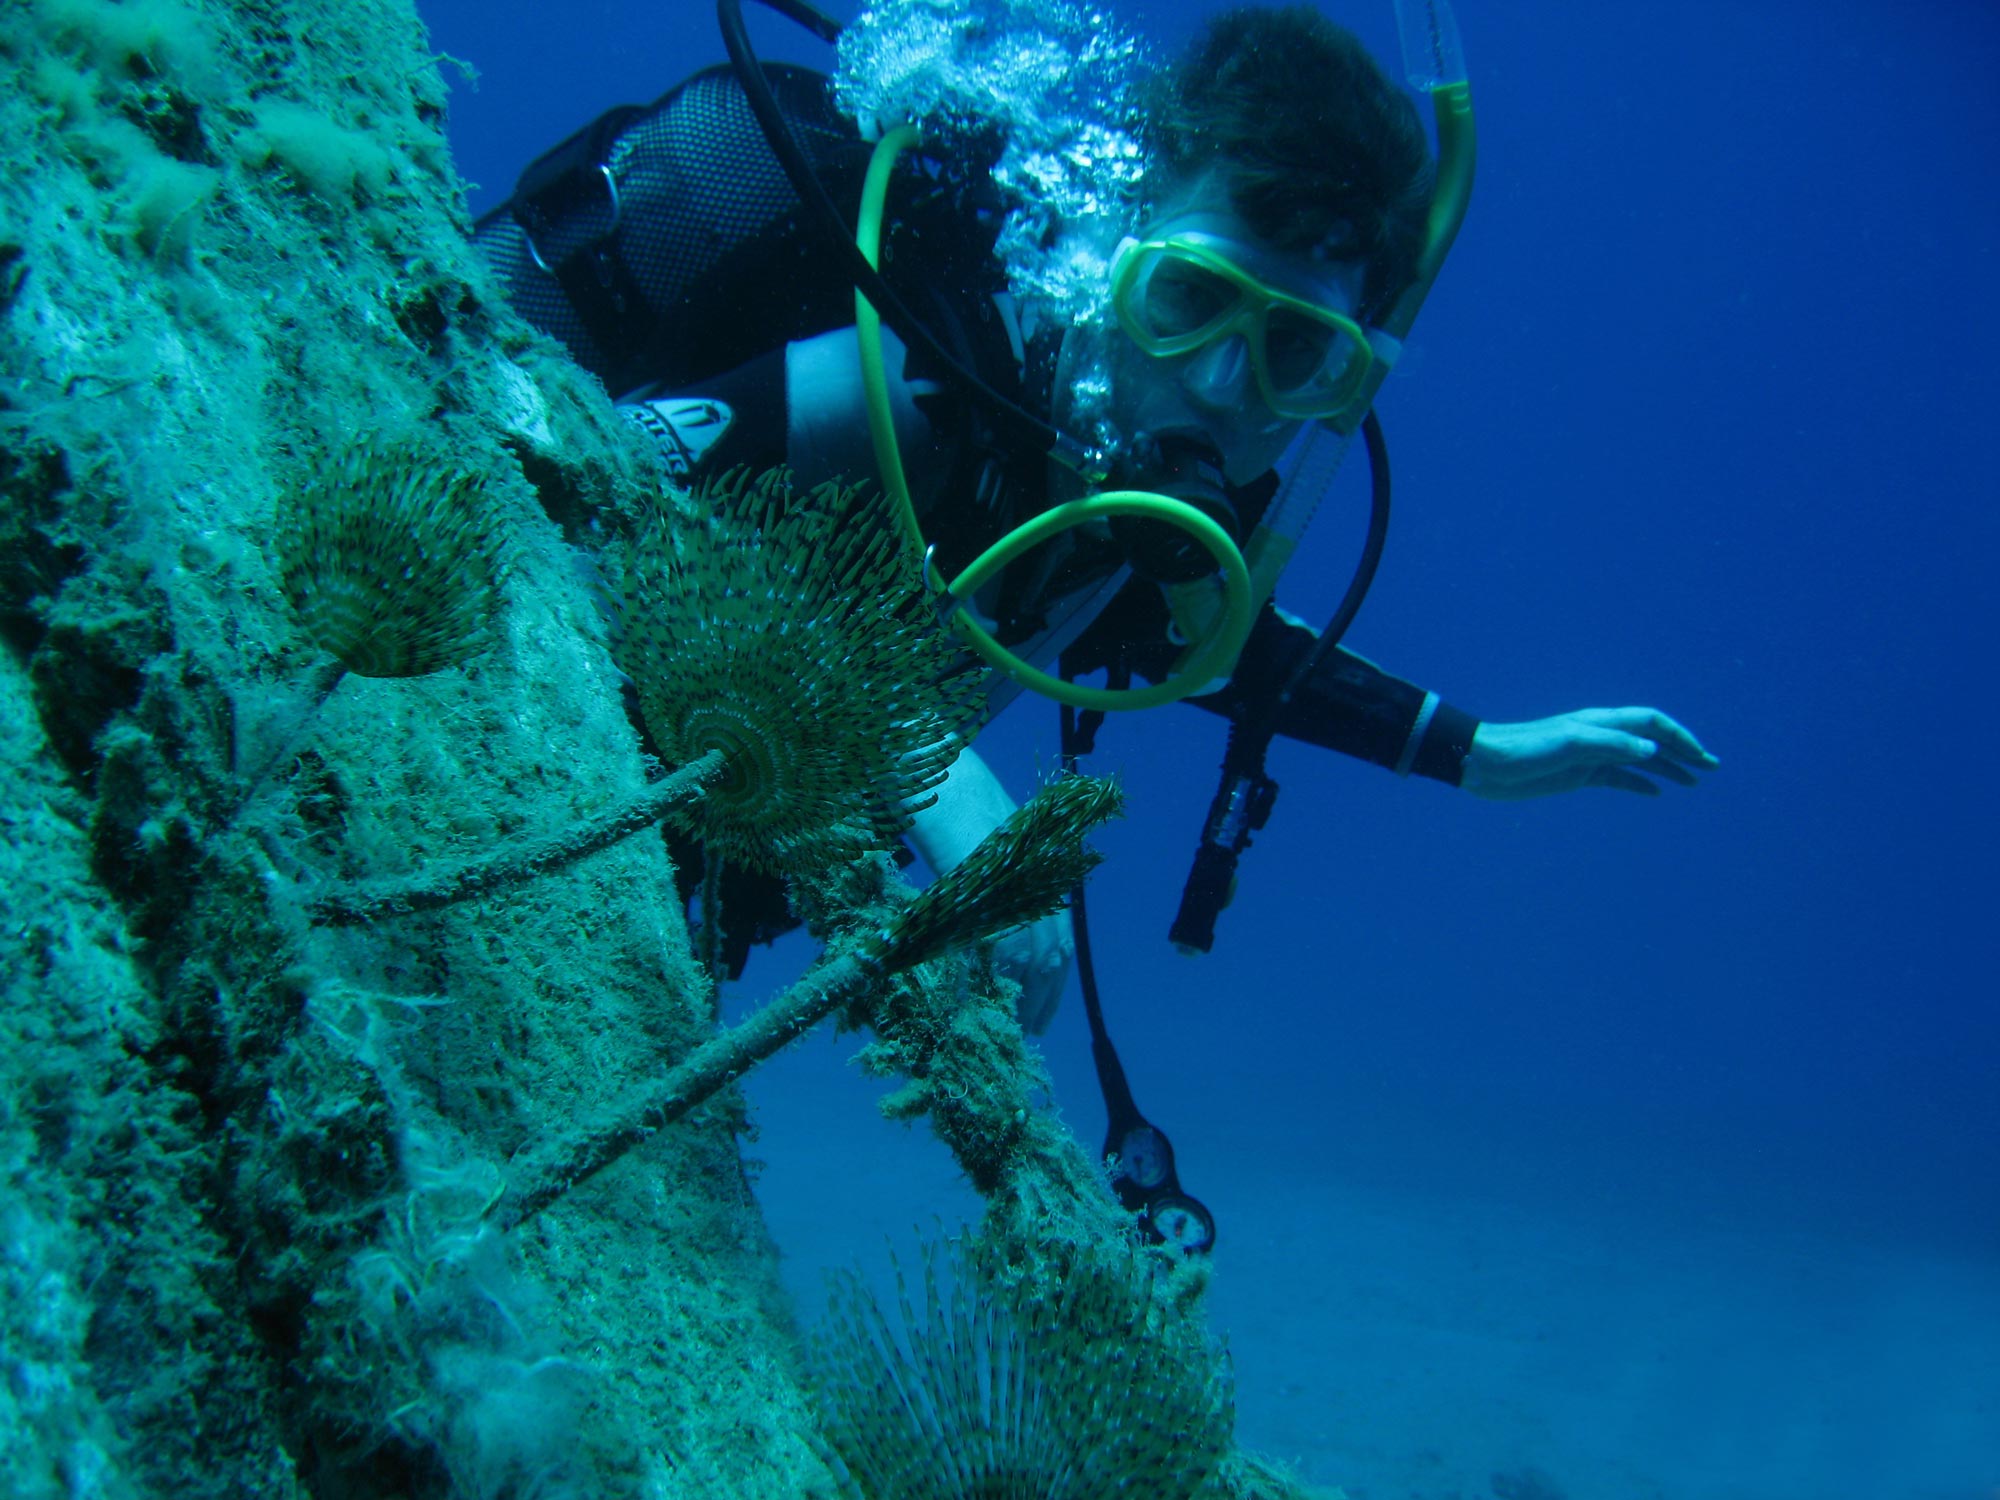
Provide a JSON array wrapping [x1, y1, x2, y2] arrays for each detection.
[[1110, 432, 1238, 584]]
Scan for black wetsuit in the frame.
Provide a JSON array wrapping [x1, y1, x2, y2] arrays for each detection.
[[474, 64, 1478, 972]]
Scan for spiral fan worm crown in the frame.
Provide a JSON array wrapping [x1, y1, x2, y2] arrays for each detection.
[[276, 433, 507, 678], [612, 468, 985, 874], [811, 1234, 1233, 1500]]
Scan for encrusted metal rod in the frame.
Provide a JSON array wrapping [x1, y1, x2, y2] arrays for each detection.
[[495, 774, 1125, 1231], [311, 748, 728, 925], [500, 949, 883, 1230]]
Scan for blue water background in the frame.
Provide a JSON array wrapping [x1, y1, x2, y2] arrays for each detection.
[[422, 0, 1999, 1489]]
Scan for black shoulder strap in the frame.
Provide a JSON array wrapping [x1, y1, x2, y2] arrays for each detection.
[[507, 103, 655, 373]]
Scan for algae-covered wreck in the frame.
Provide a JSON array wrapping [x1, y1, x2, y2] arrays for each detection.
[[0, 0, 1331, 1494]]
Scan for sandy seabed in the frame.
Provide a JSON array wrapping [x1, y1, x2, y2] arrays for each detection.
[[740, 966, 1999, 1500]]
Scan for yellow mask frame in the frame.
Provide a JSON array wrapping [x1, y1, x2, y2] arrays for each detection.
[[1109, 234, 1381, 425]]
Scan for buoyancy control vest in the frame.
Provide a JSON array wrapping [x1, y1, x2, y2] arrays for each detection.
[[473, 65, 1106, 653], [473, 64, 883, 399]]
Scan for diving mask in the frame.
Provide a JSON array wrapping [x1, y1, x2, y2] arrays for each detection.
[[1109, 233, 1380, 425]]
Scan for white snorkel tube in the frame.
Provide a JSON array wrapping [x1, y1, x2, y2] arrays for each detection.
[[1239, 0, 1476, 612]]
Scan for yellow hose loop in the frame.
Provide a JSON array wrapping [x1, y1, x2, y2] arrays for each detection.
[[854, 124, 928, 561], [942, 491, 1253, 710]]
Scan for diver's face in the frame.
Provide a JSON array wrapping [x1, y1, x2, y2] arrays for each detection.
[[1106, 176, 1367, 485]]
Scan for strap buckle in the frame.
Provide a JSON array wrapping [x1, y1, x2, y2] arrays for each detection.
[[508, 101, 644, 277], [520, 164, 622, 276]]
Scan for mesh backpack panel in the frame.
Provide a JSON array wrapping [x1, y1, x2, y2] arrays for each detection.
[[474, 64, 872, 397]]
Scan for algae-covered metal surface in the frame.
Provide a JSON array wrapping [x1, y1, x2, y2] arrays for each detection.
[[0, 1, 1312, 1495]]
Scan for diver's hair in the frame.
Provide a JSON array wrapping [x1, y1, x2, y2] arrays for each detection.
[[1140, 6, 1434, 322]]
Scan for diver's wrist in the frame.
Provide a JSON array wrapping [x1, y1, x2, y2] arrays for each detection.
[[1414, 701, 1480, 786]]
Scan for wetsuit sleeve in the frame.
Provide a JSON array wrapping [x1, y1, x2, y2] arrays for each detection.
[[1065, 585, 1480, 785]]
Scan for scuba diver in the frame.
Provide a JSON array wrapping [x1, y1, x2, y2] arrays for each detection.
[[473, 0, 1715, 1044]]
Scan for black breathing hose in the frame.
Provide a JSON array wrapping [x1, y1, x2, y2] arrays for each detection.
[[1277, 410, 1393, 707], [1166, 410, 1392, 954]]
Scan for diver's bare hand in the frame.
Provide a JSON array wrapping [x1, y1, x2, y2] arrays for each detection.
[[1461, 708, 1717, 800], [993, 907, 1075, 1036]]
